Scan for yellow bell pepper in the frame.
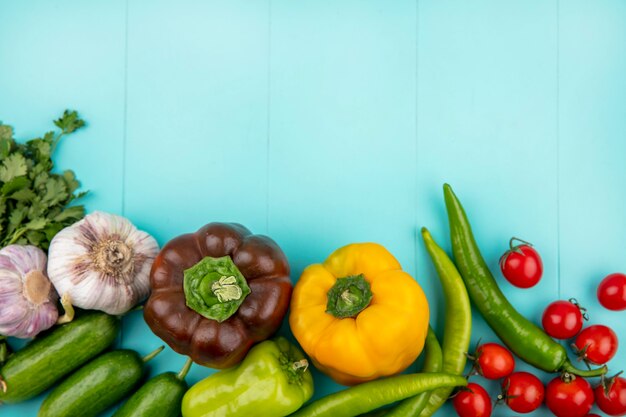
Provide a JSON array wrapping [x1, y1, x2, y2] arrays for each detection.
[[289, 243, 430, 385]]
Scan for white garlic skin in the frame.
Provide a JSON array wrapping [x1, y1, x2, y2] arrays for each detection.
[[47, 211, 159, 315], [0, 245, 58, 338]]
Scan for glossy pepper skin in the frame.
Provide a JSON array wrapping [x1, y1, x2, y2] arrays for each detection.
[[289, 243, 429, 385], [181, 337, 314, 417], [144, 223, 292, 368], [443, 184, 606, 378]]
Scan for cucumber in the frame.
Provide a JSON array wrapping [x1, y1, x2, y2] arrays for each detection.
[[38, 347, 162, 417], [0, 311, 120, 404], [113, 358, 192, 417], [0, 336, 10, 366]]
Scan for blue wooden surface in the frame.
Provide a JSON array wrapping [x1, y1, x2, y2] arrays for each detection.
[[1, 1, 625, 416]]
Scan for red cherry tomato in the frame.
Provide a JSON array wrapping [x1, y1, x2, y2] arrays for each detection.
[[542, 299, 586, 339], [501, 371, 544, 413], [573, 324, 619, 365], [473, 343, 515, 380], [499, 238, 543, 288], [546, 375, 594, 417], [595, 375, 626, 416], [598, 273, 626, 311], [453, 382, 493, 417]]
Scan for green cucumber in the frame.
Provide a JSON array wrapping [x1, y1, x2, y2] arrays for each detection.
[[0, 311, 120, 404], [113, 357, 192, 417], [38, 347, 163, 417], [0, 336, 10, 366]]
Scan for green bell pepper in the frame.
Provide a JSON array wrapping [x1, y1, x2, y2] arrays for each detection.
[[181, 337, 314, 417]]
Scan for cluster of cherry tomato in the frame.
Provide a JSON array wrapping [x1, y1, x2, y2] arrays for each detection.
[[452, 240, 626, 417]]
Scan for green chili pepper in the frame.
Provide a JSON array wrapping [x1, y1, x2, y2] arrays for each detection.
[[385, 326, 443, 417], [290, 373, 466, 417], [181, 337, 313, 417], [416, 228, 472, 417], [443, 183, 606, 378]]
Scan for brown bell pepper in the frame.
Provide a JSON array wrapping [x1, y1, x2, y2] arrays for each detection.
[[144, 223, 292, 369]]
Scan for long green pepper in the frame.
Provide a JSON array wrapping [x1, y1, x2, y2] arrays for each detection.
[[443, 183, 606, 377], [385, 326, 443, 417], [416, 228, 472, 417], [290, 373, 467, 417]]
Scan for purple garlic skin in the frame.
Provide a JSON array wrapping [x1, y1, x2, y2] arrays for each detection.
[[0, 245, 58, 339]]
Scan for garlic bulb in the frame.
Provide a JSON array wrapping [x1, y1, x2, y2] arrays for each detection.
[[0, 245, 58, 338], [47, 211, 159, 315]]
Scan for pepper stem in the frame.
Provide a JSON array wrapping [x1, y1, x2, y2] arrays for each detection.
[[561, 360, 607, 377], [326, 274, 373, 318], [177, 357, 193, 380], [292, 359, 309, 373], [275, 337, 310, 386], [183, 256, 251, 322], [142, 346, 165, 363], [56, 293, 75, 325]]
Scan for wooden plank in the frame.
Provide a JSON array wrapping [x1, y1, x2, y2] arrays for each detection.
[[558, 0, 626, 389], [416, 1, 559, 413], [122, 0, 270, 386], [0, 1, 126, 415], [268, 0, 418, 399], [0, 0, 126, 215]]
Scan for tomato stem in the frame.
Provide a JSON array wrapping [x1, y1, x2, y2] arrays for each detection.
[[509, 237, 533, 250], [568, 298, 590, 321]]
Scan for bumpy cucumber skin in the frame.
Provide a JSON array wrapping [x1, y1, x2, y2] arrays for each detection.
[[0, 311, 120, 404], [113, 372, 188, 417], [38, 350, 144, 417]]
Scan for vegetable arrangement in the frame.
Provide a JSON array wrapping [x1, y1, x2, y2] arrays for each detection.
[[0, 113, 623, 417]]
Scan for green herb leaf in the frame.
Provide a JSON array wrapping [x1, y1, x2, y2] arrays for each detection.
[[27, 196, 47, 220], [0, 124, 12, 141], [1, 176, 30, 196], [62, 170, 79, 194], [54, 110, 85, 134], [0, 125, 13, 159], [53, 205, 84, 222], [32, 171, 49, 190], [25, 218, 48, 231], [42, 177, 68, 206], [7, 208, 26, 235], [26, 138, 52, 162], [10, 188, 36, 202], [0, 153, 28, 183], [0, 111, 87, 249], [43, 223, 64, 242], [25, 230, 45, 246]]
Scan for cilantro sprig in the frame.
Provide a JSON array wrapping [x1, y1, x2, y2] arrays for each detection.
[[0, 110, 87, 250]]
